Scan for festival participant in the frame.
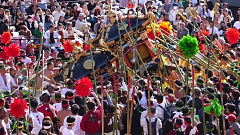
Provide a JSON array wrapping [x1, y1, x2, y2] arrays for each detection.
[[20, 50, 32, 64], [9, 67, 18, 89], [57, 99, 72, 127], [166, 118, 183, 135], [61, 79, 75, 97], [174, 80, 184, 99], [42, 120, 56, 135], [62, 116, 75, 135], [0, 107, 7, 135], [12, 121, 27, 135], [63, 104, 84, 135], [44, 62, 56, 84], [37, 93, 56, 121], [184, 116, 198, 135], [140, 106, 162, 135], [29, 98, 44, 135], [80, 94, 102, 135], [66, 91, 75, 107], [226, 114, 240, 135], [52, 92, 63, 112], [103, 104, 120, 135]]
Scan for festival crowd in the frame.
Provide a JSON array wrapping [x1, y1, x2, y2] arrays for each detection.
[[0, 0, 239, 135]]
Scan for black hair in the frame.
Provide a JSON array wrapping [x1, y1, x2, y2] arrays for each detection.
[[107, 104, 115, 113], [38, 130, 48, 135], [87, 101, 95, 110], [54, 92, 62, 101], [227, 103, 235, 113], [156, 93, 164, 103], [30, 98, 38, 108], [184, 116, 191, 124], [67, 116, 76, 126], [62, 99, 69, 108], [71, 104, 80, 115]]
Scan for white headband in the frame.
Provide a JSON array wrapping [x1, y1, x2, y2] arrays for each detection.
[[43, 125, 51, 129]]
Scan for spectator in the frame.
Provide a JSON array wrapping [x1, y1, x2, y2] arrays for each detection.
[[176, 22, 189, 39], [44, 24, 62, 53], [52, 5, 65, 22], [25, 15, 38, 34], [0, 8, 8, 23], [34, 22, 44, 44], [233, 15, 240, 30], [34, 7, 45, 23], [19, 25, 32, 39], [75, 13, 87, 32]]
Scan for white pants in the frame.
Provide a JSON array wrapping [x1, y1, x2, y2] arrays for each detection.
[[44, 42, 62, 53]]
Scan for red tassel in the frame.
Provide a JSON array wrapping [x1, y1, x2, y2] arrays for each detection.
[[219, 78, 222, 93], [1, 31, 11, 45], [84, 44, 90, 51], [226, 28, 240, 44], [9, 98, 28, 119], [7, 43, 21, 57], [0, 47, 10, 60], [113, 75, 118, 94], [75, 77, 93, 97], [147, 75, 150, 91], [63, 40, 74, 53], [131, 86, 135, 102]]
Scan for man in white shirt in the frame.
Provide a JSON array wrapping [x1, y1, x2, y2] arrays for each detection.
[[29, 99, 44, 135], [0, 64, 11, 91], [140, 106, 162, 135], [44, 24, 62, 53], [63, 104, 84, 135], [20, 50, 32, 64], [208, 21, 219, 35], [234, 16, 240, 30], [75, 13, 88, 33], [62, 116, 75, 135], [52, 5, 65, 22]]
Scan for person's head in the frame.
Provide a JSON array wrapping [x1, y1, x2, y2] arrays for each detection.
[[66, 22, 72, 30], [38, 22, 44, 30], [100, 21, 106, 28], [9, 67, 17, 76], [108, 11, 116, 24], [56, 5, 61, 11], [71, 104, 80, 115], [47, 62, 54, 70], [45, 9, 51, 15], [175, 118, 183, 128], [107, 104, 115, 114], [180, 22, 185, 30], [150, 106, 156, 117], [66, 91, 74, 100], [41, 93, 51, 104], [49, 24, 55, 32], [228, 114, 236, 124], [17, 121, 24, 132], [38, 130, 48, 135], [30, 98, 38, 110], [226, 103, 235, 114], [0, 8, 5, 16], [87, 101, 96, 111], [79, 13, 85, 20], [42, 120, 52, 131], [156, 93, 164, 103], [223, 3, 228, 9], [67, 116, 76, 128], [62, 99, 69, 109], [12, 1, 17, 8], [47, 84, 55, 94], [59, 16, 64, 22], [16, 10, 21, 16], [192, 87, 201, 98], [0, 107, 7, 119], [37, 7, 43, 14]]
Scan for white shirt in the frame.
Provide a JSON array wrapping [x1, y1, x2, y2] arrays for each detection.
[[62, 127, 74, 135], [52, 10, 65, 22], [23, 57, 32, 64], [169, 9, 177, 22], [30, 111, 44, 135], [140, 117, 162, 135], [63, 115, 84, 135], [141, 110, 160, 120], [63, 28, 83, 38], [156, 103, 165, 120], [0, 73, 11, 91], [207, 27, 219, 35], [234, 21, 240, 30], [61, 88, 75, 97], [44, 30, 61, 44], [10, 75, 17, 87], [52, 102, 62, 112]]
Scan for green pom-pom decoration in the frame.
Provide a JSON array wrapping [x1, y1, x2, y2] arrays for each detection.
[[178, 35, 199, 58]]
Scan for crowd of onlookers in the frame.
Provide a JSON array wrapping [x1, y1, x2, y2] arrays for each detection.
[[0, 0, 239, 135]]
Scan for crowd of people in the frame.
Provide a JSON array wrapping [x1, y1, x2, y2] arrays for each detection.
[[0, 0, 239, 135]]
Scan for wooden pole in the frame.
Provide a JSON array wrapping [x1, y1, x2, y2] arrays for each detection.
[[191, 67, 195, 128], [219, 78, 226, 135], [126, 76, 131, 135]]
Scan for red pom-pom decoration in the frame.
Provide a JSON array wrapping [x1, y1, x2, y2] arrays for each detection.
[[9, 98, 28, 119], [63, 40, 74, 53], [1, 31, 11, 45], [75, 77, 93, 97], [0, 47, 9, 60], [226, 28, 240, 44], [84, 44, 90, 51], [7, 43, 21, 57]]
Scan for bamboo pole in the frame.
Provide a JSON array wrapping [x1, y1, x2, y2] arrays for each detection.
[[100, 76, 104, 135], [147, 75, 152, 135], [191, 67, 195, 128]]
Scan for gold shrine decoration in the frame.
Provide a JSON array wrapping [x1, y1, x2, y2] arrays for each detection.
[[83, 59, 96, 70]]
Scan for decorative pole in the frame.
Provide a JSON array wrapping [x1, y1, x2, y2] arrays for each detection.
[[100, 76, 104, 135], [147, 75, 152, 135]]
